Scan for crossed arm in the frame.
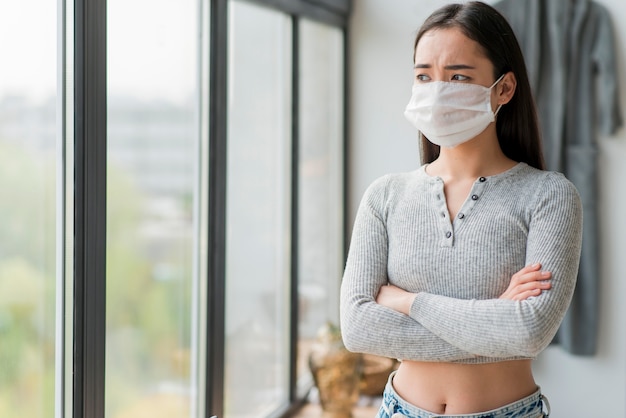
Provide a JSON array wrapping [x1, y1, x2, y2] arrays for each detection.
[[378, 262, 552, 315]]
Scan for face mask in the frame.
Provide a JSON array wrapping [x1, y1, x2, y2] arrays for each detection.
[[403, 75, 504, 148]]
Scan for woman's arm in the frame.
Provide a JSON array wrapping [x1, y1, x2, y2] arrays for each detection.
[[377, 262, 552, 314], [406, 173, 583, 358], [340, 176, 473, 361]]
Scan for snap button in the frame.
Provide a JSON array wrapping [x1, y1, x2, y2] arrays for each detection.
[[471, 194, 479, 200], [479, 176, 486, 182]]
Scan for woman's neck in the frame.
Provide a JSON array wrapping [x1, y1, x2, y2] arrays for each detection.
[[426, 132, 516, 180]]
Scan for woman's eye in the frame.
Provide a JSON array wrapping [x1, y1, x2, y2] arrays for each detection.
[[416, 74, 431, 82], [451, 74, 470, 81]]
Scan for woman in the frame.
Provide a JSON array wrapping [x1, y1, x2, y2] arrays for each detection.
[[340, 2, 583, 417]]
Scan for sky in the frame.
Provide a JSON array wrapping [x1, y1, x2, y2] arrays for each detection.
[[0, 1, 57, 102]]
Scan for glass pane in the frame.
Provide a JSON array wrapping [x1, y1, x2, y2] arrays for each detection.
[[0, 2, 58, 417], [225, 2, 292, 416], [297, 19, 344, 394], [106, 1, 200, 417]]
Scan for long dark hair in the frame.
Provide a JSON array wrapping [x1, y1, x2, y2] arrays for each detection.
[[414, 2, 545, 170]]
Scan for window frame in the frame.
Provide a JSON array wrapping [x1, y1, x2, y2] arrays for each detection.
[[72, 0, 107, 416]]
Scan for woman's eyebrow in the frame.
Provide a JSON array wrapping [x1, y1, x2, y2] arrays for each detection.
[[445, 64, 475, 70]]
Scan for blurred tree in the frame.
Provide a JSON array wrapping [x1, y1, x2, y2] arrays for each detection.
[[0, 131, 193, 417], [0, 140, 55, 418]]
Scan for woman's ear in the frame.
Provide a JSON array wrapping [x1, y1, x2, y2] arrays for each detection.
[[497, 71, 517, 105]]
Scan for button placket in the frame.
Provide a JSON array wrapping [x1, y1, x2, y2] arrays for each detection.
[[463, 183, 482, 213], [432, 180, 454, 248], [452, 176, 488, 232]]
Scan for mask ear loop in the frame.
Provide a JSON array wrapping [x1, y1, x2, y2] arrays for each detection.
[[491, 74, 506, 117], [490, 74, 506, 89]]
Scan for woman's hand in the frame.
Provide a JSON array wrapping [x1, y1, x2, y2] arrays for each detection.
[[499, 263, 552, 301], [376, 284, 417, 315]]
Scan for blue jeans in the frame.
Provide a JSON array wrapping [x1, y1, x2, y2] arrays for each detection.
[[376, 372, 551, 418]]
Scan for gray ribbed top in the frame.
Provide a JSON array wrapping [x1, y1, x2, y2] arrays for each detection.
[[340, 162, 583, 363]]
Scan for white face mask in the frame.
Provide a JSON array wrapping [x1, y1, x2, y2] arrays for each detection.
[[403, 75, 504, 148]]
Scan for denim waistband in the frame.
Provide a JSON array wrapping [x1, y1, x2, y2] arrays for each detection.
[[380, 371, 550, 418]]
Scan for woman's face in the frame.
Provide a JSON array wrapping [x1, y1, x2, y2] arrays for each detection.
[[413, 27, 497, 88]]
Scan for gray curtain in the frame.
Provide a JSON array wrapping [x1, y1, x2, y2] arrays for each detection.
[[495, 0, 623, 355]]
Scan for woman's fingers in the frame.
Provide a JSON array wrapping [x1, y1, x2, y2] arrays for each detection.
[[517, 262, 542, 274], [500, 263, 552, 300], [516, 279, 551, 293], [512, 263, 549, 284]]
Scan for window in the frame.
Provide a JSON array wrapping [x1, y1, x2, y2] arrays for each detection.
[[106, 0, 201, 416], [3, 0, 348, 417], [297, 18, 345, 396], [225, 2, 292, 416], [0, 2, 57, 417]]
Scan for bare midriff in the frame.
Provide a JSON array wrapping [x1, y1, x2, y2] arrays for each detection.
[[392, 359, 537, 414]]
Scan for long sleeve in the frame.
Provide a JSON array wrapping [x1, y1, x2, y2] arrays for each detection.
[[408, 173, 583, 358], [340, 176, 473, 361]]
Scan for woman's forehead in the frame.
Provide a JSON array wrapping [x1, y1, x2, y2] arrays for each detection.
[[414, 27, 488, 65]]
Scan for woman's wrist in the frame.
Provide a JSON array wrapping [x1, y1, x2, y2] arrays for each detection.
[[403, 292, 418, 316]]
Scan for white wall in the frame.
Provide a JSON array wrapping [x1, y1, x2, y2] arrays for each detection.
[[348, 0, 626, 416]]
